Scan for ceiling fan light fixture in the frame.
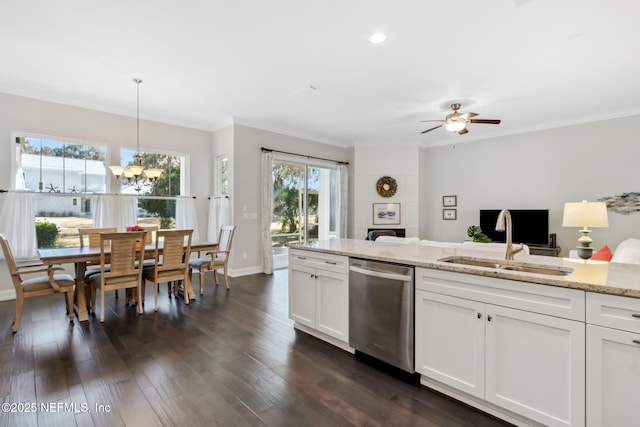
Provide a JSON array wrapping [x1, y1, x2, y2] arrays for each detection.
[[445, 121, 466, 132], [369, 32, 386, 43]]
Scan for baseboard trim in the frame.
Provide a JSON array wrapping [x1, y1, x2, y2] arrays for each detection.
[[0, 289, 16, 302], [293, 323, 354, 354], [228, 266, 264, 277]]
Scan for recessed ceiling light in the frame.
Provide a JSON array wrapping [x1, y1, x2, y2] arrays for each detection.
[[369, 32, 386, 44]]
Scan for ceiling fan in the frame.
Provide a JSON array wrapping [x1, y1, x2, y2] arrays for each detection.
[[420, 103, 501, 135]]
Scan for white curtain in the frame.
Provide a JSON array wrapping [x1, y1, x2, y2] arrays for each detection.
[[176, 197, 200, 241], [92, 194, 137, 231], [207, 196, 231, 242], [0, 191, 38, 259], [261, 150, 274, 274], [338, 163, 349, 239]]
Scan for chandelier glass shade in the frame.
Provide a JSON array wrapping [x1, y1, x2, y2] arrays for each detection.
[[109, 78, 162, 192]]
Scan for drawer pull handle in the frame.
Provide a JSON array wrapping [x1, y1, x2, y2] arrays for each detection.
[[487, 315, 492, 322], [325, 261, 338, 265], [477, 312, 482, 319], [632, 313, 640, 318], [633, 340, 640, 345], [297, 256, 307, 260]]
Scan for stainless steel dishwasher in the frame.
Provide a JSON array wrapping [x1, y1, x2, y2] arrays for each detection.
[[349, 258, 415, 373]]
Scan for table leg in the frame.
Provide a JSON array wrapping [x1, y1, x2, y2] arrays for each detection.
[[74, 262, 89, 321]]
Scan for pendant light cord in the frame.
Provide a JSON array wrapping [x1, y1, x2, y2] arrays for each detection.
[[134, 78, 142, 156]]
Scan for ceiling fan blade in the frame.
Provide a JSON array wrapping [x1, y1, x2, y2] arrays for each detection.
[[469, 119, 501, 124], [459, 112, 478, 120], [458, 128, 469, 135], [419, 119, 445, 123], [421, 124, 443, 134]]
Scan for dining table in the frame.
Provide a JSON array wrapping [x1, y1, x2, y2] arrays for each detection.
[[39, 241, 219, 321]]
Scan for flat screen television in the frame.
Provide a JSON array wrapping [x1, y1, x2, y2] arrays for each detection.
[[479, 209, 549, 246]]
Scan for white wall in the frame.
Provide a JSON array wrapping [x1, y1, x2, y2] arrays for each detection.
[[231, 125, 350, 275], [0, 92, 213, 297], [352, 146, 420, 239], [420, 115, 640, 256]]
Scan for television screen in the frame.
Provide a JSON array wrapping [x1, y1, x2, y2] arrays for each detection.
[[479, 210, 549, 246]]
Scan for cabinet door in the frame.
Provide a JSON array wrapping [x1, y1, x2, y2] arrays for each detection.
[[586, 324, 640, 427], [415, 290, 485, 398], [485, 305, 585, 427], [316, 270, 349, 342], [288, 263, 316, 328]]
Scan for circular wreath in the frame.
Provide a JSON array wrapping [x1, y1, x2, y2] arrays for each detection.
[[376, 176, 397, 198]]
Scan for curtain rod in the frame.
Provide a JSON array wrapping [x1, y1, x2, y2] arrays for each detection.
[[0, 190, 196, 200], [208, 195, 229, 199], [261, 147, 349, 165]]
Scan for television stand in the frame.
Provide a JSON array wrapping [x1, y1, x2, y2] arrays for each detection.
[[528, 246, 561, 257]]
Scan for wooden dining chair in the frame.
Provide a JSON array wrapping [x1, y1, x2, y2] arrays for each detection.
[[138, 224, 159, 243], [87, 231, 147, 322], [142, 229, 193, 311], [188, 225, 236, 294], [0, 232, 75, 332], [78, 227, 118, 275]]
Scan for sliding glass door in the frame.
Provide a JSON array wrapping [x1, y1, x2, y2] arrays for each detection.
[[271, 159, 338, 268]]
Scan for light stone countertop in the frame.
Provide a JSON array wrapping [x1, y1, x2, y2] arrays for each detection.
[[290, 239, 640, 299]]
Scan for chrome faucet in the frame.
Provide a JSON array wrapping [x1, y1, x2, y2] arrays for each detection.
[[495, 209, 524, 260]]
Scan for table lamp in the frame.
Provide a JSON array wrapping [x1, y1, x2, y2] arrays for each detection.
[[562, 200, 609, 260]]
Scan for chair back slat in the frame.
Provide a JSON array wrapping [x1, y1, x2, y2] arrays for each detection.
[[217, 225, 236, 254], [99, 232, 146, 285], [156, 229, 193, 270], [79, 227, 117, 248], [138, 224, 159, 242]]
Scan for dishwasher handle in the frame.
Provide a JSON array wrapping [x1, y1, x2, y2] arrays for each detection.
[[349, 265, 413, 282]]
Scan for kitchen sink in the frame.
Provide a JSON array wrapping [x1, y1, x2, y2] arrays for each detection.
[[440, 257, 504, 269], [440, 256, 574, 276]]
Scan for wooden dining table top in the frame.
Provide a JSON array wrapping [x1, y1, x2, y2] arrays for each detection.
[[38, 240, 219, 263]]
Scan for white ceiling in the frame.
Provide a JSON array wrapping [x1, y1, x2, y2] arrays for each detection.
[[2, 0, 640, 148]]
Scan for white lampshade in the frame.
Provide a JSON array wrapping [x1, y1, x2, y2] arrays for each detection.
[[144, 168, 163, 180], [445, 121, 466, 132], [562, 201, 609, 228], [109, 165, 124, 177], [127, 164, 145, 177]]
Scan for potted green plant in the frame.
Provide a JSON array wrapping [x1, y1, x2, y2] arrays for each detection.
[[467, 225, 492, 243]]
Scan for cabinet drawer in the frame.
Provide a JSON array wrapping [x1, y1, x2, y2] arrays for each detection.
[[289, 249, 349, 274], [586, 292, 640, 333], [416, 267, 585, 321]]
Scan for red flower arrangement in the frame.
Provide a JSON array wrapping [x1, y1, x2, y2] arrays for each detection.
[[126, 225, 145, 232]]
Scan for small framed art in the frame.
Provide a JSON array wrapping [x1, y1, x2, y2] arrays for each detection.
[[373, 203, 401, 225], [443, 195, 457, 207], [442, 208, 457, 220]]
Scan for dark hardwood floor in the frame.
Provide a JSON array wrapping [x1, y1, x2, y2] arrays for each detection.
[[0, 269, 512, 427]]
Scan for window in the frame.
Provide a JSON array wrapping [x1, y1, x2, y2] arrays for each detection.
[[271, 159, 339, 247], [117, 149, 186, 230], [13, 135, 188, 248], [217, 155, 229, 196], [17, 137, 107, 193], [15, 136, 108, 248]]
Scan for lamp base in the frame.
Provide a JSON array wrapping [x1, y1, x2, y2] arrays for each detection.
[[576, 227, 593, 260], [576, 246, 593, 260]]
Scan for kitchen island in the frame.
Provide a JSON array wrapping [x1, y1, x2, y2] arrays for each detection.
[[289, 239, 640, 427]]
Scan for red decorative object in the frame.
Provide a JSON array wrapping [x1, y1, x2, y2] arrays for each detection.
[[126, 225, 145, 232]]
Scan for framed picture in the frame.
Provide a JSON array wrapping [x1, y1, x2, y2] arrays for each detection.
[[373, 203, 401, 225], [443, 195, 457, 207], [442, 208, 457, 220]]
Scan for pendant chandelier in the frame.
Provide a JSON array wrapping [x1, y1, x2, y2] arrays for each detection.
[[109, 78, 163, 192]]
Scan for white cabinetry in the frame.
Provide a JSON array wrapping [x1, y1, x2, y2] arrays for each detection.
[[288, 249, 349, 347], [586, 292, 640, 427], [416, 268, 585, 427]]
